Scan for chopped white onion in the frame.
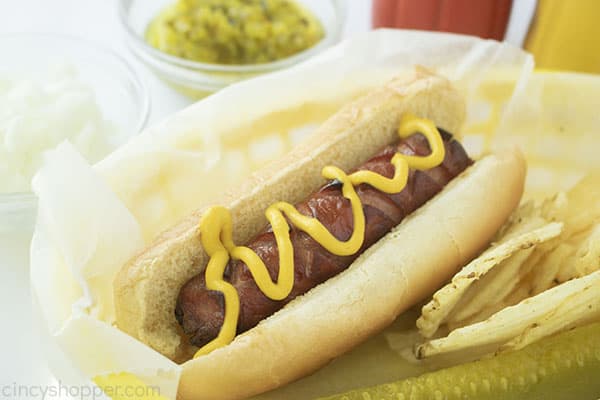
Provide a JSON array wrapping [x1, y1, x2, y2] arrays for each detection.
[[0, 64, 120, 193]]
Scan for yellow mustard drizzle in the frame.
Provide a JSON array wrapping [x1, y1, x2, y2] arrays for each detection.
[[194, 114, 445, 358]]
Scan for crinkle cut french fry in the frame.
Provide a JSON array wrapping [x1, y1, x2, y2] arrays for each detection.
[[572, 224, 600, 277], [494, 200, 545, 240], [555, 230, 591, 282], [447, 301, 506, 333], [528, 242, 572, 295], [446, 222, 562, 325], [509, 186, 595, 292], [503, 244, 551, 299], [502, 280, 530, 307], [526, 224, 600, 296], [417, 244, 516, 338], [416, 222, 561, 338], [417, 175, 600, 362], [447, 248, 534, 325], [415, 268, 600, 359], [558, 174, 600, 235], [500, 279, 600, 352], [449, 283, 531, 332], [551, 224, 600, 284]]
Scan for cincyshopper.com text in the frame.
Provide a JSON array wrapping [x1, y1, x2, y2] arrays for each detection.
[[1, 381, 161, 399]]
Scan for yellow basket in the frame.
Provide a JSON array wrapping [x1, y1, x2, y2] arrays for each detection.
[[29, 62, 600, 400], [243, 70, 600, 400]]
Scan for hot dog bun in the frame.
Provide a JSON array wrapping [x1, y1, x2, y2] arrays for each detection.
[[114, 67, 526, 400]]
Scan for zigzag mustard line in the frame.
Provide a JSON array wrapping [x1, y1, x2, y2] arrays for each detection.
[[194, 114, 445, 357]]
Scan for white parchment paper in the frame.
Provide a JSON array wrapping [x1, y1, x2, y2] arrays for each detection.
[[30, 29, 532, 399]]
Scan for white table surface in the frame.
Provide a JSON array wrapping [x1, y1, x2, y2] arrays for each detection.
[[0, 1, 371, 398]]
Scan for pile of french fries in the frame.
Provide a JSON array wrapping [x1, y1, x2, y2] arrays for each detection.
[[416, 174, 600, 359]]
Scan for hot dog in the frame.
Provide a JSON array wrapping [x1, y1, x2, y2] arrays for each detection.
[[114, 68, 526, 400], [176, 130, 472, 348]]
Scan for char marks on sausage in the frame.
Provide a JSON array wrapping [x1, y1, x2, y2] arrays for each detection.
[[175, 130, 472, 347]]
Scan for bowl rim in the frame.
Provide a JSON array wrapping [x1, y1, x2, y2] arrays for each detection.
[[117, 0, 345, 73], [0, 32, 151, 199]]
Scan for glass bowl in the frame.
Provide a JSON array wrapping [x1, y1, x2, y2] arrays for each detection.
[[118, 0, 346, 98], [0, 33, 150, 234]]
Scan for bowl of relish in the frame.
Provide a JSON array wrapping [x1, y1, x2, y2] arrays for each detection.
[[119, 0, 345, 98]]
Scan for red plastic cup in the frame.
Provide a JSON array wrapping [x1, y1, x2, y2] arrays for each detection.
[[372, 0, 513, 40]]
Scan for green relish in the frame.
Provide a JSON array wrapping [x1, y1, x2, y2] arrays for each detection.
[[146, 0, 325, 65]]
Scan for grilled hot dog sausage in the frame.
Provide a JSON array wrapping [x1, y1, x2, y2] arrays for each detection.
[[176, 130, 472, 347]]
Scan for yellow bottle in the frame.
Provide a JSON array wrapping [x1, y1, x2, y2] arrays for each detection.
[[525, 0, 600, 74]]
